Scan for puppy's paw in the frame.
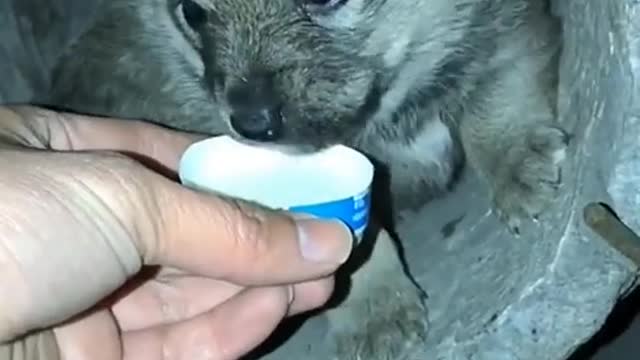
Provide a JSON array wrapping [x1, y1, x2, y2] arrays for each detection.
[[491, 124, 570, 234], [328, 284, 428, 360]]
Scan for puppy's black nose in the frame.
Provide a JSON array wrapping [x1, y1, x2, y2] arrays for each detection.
[[229, 107, 283, 142], [226, 74, 283, 142]]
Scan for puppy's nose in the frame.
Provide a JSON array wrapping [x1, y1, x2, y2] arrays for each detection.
[[229, 107, 283, 142], [226, 74, 283, 142]]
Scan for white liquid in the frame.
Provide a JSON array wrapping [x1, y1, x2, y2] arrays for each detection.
[[179, 136, 374, 209]]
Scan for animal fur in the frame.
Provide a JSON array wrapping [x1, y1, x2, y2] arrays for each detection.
[[46, 0, 569, 358]]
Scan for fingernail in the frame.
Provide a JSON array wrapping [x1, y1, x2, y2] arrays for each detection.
[[287, 285, 295, 304], [296, 218, 353, 264]]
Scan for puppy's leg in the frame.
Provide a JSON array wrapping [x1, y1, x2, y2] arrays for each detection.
[[459, 40, 569, 234], [327, 229, 428, 360]]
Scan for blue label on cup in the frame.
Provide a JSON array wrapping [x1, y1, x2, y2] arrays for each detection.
[[288, 188, 371, 241]]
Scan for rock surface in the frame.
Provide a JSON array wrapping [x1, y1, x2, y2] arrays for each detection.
[[1, 1, 639, 359]]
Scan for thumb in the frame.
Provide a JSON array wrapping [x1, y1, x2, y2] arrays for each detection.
[[141, 174, 354, 286]]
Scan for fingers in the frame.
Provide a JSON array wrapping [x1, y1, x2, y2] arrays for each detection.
[[122, 286, 292, 360], [0, 106, 204, 171], [142, 175, 353, 286], [288, 276, 335, 315], [111, 275, 335, 331], [1, 105, 354, 286], [53, 309, 122, 360], [51, 280, 334, 360], [52, 279, 335, 360], [59, 114, 204, 172], [111, 277, 242, 332]]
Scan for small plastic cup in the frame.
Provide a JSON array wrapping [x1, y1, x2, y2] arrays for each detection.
[[178, 135, 374, 243]]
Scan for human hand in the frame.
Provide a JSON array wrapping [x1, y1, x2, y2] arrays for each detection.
[[0, 106, 353, 359]]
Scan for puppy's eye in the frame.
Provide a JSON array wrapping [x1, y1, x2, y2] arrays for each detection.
[[181, 0, 207, 28]]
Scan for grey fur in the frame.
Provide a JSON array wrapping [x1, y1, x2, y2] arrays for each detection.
[[46, 0, 569, 358]]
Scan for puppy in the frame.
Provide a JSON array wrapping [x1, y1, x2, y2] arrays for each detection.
[[47, 0, 569, 358]]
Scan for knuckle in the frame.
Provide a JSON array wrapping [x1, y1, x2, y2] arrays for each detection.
[[253, 286, 290, 314], [224, 199, 272, 258]]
